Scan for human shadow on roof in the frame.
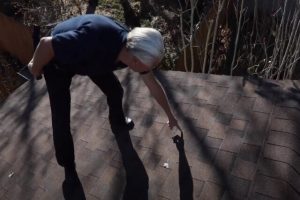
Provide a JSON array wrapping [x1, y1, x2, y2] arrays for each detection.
[[114, 130, 149, 200], [173, 134, 194, 200], [62, 173, 86, 200]]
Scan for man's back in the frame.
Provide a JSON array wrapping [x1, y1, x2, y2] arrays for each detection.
[[51, 14, 128, 75]]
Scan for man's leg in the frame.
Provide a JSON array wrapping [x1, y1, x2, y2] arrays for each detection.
[[43, 64, 76, 174], [89, 72, 133, 134]]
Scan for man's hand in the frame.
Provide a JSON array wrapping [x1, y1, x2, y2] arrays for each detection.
[[28, 62, 43, 80], [28, 62, 39, 76], [27, 36, 54, 79], [168, 116, 182, 132]]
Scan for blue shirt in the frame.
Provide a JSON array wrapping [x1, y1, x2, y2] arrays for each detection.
[[51, 14, 128, 75]]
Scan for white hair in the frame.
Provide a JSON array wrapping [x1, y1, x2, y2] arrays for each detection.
[[126, 27, 165, 67]]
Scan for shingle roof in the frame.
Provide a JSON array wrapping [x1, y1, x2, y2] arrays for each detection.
[[0, 69, 299, 199]]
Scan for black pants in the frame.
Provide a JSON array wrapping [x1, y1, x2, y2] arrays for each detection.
[[44, 63, 126, 169]]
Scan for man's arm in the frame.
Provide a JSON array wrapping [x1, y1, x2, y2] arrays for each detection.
[[28, 36, 54, 77], [141, 72, 181, 130]]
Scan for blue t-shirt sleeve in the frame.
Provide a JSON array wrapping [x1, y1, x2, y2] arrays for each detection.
[[51, 27, 96, 65]]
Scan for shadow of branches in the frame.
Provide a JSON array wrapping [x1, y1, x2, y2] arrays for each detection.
[[154, 70, 236, 199]]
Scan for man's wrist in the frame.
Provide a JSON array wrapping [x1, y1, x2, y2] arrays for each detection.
[[167, 113, 176, 121]]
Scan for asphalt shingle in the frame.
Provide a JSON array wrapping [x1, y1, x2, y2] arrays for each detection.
[[0, 69, 299, 199]]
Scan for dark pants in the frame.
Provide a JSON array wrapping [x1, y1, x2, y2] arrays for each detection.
[[44, 63, 126, 169]]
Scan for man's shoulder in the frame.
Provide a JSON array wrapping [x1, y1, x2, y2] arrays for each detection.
[[52, 14, 113, 34]]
